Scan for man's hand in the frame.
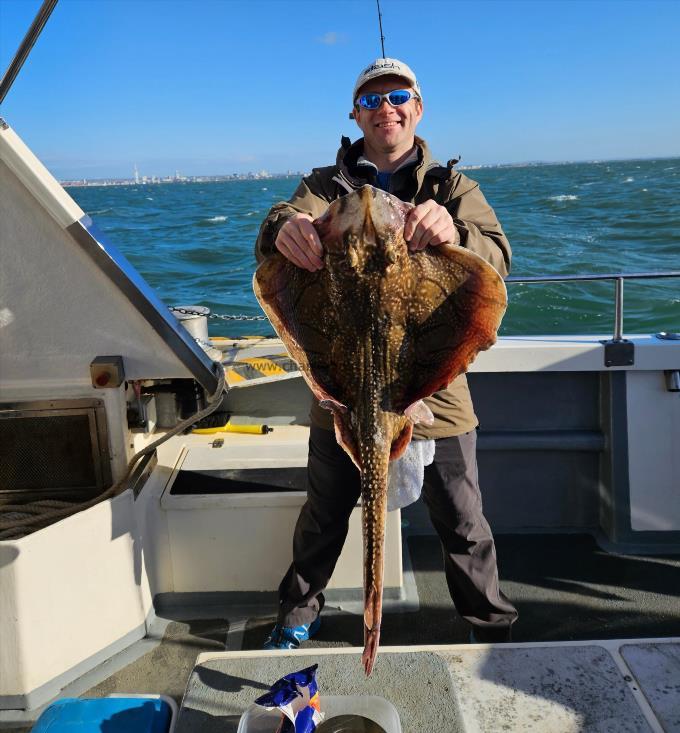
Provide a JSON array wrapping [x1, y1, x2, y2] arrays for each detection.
[[404, 200, 460, 251], [275, 213, 324, 271]]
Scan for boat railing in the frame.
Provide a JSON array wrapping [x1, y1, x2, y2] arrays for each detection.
[[505, 270, 680, 344], [174, 270, 680, 368]]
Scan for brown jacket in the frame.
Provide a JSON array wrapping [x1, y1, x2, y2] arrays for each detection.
[[254, 136, 511, 438]]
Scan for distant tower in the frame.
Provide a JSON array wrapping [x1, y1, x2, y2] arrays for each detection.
[[134, 164, 139, 184]]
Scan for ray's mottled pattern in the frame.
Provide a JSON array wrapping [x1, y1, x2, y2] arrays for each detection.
[[254, 185, 507, 674]]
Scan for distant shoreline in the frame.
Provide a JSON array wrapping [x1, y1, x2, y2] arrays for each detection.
[[60, 173, 303, 188], [60, 155, 680, 188]]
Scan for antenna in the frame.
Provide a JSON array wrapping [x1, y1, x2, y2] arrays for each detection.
[[376, 0, 386, 58], [0, 0, 59, 105]]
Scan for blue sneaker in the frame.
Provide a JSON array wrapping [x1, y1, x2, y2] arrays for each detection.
[[263, 617, 321, 650]]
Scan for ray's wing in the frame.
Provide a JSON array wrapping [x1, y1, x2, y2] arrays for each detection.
[[253, 256, 343, 406], [254, 254, 369, 467], [390, 245, 507, 412]]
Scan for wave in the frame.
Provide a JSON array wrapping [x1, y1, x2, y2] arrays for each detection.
[[623, 177, 634, 182], [67, 165, 680, 340]]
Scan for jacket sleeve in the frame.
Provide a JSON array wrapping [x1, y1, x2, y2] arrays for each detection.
[[254, 169, 335, 263], [442, 173, 512, 277]]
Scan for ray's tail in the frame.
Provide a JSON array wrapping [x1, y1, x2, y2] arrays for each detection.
[[360, 445, 390, 676]]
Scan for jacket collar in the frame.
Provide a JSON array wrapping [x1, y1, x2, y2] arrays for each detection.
[[335, 135, 444, 191], [356, 145, 420, 174]]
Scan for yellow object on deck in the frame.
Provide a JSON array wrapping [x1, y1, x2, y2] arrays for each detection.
[[192, 423, 272, 435], [223, 353, 298, 385]]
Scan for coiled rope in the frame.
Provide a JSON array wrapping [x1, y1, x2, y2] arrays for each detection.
[[0, 365, 226, 541]]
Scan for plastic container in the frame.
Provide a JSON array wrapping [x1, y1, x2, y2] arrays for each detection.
[[30, 694, 177, 733], [237, 695, 401, 733]]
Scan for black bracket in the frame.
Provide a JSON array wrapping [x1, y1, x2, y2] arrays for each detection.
[[602, 339, 635, 367]]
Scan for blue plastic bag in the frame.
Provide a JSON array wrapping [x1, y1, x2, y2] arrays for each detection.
[[254, 664, 321, 732]]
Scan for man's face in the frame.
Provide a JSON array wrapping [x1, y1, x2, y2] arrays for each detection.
[[353, 75, 423, 155]]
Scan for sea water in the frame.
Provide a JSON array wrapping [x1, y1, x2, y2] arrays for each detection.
[[69, 157, 680, 339]]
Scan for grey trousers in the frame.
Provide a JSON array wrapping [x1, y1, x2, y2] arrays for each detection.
[[277, 426, 518, 632]]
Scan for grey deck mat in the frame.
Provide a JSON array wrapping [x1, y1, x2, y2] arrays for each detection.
[[86, 618, 230, 702], [621, 643, 680, 731], [242, 534, 680, 651], [444, 645, 653, 732], [411, 533, 680, 642], [176, 651, 463, 733]]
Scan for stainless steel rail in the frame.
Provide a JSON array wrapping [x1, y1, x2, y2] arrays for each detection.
[[0, 0, 59, 106], [505, 270, 680, 343]]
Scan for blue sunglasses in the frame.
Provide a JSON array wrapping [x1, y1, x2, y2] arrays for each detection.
[[355, 89, 419, 110]]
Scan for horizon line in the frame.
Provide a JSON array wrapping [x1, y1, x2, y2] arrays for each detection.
[[57, 153, 680, 184]]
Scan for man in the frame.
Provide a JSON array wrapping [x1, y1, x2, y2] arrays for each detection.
[[255, 58, 517, 649]]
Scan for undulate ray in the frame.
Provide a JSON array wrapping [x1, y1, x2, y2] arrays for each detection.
[[254, 185, 507, 675]]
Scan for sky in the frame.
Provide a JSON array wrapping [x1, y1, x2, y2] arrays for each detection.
[[1, 0, 679, 180]]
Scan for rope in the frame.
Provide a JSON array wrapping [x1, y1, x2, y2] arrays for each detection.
[[0, 498, 75, 509], [0, 365, 226, 541]]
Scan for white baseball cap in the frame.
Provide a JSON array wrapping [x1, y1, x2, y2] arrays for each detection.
[[352, 58, 421, 102]]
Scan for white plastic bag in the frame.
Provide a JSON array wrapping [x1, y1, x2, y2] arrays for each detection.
[[387, 439, 435, 511]]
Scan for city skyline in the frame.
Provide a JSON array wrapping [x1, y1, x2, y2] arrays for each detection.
[[59, 167, 290, 187], [58, 153, 680, 189], [1, 0, 678, 180]]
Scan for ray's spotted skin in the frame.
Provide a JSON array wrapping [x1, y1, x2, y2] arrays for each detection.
[[254, 185, 507, 675]]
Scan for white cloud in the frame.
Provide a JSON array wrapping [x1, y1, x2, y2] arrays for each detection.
[[317, 31, 346, 45]]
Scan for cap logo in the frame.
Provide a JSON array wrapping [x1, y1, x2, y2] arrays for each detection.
[[362, 61, 401, 74]]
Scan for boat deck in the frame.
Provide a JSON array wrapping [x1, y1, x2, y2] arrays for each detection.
[[3, 530, 679, 732]]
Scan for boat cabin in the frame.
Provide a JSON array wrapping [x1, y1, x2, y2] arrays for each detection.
[[1, 120, 680, 732]]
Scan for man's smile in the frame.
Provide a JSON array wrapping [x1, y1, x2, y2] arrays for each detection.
[[353, 74, 423, 161]]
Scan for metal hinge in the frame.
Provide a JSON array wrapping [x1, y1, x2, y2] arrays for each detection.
[[602, 339, 635, 367]]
